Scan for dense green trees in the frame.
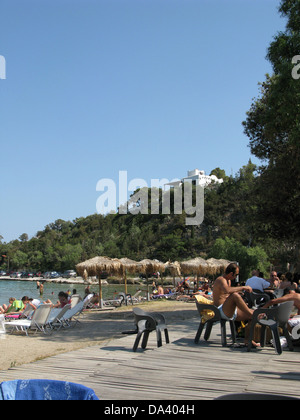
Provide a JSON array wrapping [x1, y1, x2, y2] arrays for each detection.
[[0, 162, 274, 279], [242, 0, 300, 269], [0, 159, 297, 281], [243, 0, 300, 244], [209, 237, 270, 281]]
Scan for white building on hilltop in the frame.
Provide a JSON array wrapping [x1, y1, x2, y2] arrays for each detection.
[[164, 169, 223, 189]]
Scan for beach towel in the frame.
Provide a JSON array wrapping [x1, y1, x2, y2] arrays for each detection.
[[0, 379, 99, 400], [4, 314, 20, 319], [195, 294, 215, 323]]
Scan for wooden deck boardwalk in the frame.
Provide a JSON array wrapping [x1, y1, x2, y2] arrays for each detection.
[[1, 316, 300, 400]]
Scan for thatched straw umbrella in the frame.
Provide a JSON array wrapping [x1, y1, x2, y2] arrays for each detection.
[[119, 257, 139, 294], [164, 261, 181, 277], [164, 261, 181, 288], [206, 258, 231, 275], [218, 259, 232, 268], [137, 259, 165, 276], [76, 256, 123, 308], [180, 257, 210, 289], [180, 257, 209, 276], [136, 259, 165, 300]]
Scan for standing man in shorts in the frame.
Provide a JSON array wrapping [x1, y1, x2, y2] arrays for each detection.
[[213, 263, 254, 322]]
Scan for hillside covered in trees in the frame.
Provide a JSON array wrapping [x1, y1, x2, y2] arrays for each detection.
[[1, 161, 299, 282]]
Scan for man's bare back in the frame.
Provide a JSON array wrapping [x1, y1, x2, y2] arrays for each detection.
[[213, 276, 234, 307]]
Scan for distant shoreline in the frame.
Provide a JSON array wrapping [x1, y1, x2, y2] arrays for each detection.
[[0, 276, 177, 286], [0, 276, 98, 285]]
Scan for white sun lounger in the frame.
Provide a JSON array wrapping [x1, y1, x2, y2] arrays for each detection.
[[4, 304, 34, 321], [47, 304, 72, 330], [4, 304, 52, 336], [70, 295, 81, 308], [60, 301, 84, 328]]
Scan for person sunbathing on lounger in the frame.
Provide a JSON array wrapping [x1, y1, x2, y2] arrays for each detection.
[[44, 292, 70, 308], [0, 296, 30, 315], [0, 297, 16, 314]]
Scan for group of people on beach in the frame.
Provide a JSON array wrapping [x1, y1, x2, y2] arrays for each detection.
[[0, 289, 82, 318], [0, 296, 40, 316], [211, 263, 300, 346], [0, 284, 102, 319], [151, 281, 173, 297], [1, 263, 300, 346], [167, 263, 300, 346]]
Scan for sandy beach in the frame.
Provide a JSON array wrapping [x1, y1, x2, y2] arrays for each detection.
[[0, 300, 197, 372]]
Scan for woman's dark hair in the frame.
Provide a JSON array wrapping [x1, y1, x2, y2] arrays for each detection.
[[58, 292, 68, 299]]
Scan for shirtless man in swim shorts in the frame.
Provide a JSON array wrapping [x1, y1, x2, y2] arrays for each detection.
[[213, 263, 254, 322]]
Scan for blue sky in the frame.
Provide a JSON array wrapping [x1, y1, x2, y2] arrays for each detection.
[[0, 0, 286, 242]]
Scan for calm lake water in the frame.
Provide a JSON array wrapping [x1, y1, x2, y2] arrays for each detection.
[[0, 280, 144, 306]]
